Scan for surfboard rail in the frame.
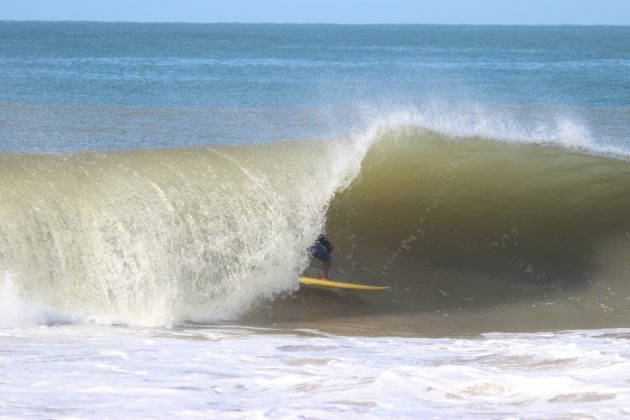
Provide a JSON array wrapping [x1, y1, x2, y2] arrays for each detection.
[[299, 276, 390, 293]]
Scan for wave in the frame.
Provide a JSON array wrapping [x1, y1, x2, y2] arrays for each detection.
[[1, 110, 630, 329], [327, 129, 630, 289], [0, 139, 367, 327]]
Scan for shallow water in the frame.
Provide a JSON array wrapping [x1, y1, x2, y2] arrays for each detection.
[[2, 325, 630, 418]]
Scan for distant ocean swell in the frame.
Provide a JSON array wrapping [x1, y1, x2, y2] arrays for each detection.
[[1, 110, 630, 328]]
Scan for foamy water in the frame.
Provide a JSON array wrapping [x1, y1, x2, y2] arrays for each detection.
[[2, 325, 629, 418]]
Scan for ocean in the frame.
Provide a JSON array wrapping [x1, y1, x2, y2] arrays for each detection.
[[1, 21, 630, 418]]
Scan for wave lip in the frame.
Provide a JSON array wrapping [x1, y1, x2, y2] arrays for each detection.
[[359, 103, 620, 156]]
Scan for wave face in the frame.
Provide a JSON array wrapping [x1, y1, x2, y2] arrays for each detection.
[[2, 118, 630, 329], [323, 128, 630, 324], [0, 140, 366, 326]]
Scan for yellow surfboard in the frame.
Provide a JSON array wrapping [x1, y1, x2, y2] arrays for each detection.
[[299, 276, 390, 293]]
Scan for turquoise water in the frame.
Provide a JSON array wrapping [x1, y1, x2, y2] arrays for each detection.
[[1, 22, 630, 151]]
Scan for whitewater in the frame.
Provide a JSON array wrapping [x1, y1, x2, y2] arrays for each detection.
[[3, 326, 630, 418], [2, 22, 630, 418]]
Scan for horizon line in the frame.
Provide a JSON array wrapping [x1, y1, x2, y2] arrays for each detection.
[[2, 19, 629, 27]]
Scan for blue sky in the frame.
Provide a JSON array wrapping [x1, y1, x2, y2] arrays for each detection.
[[3, 0, 630, 25]]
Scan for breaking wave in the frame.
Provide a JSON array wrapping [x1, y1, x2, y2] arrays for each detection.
[[2, 108, 630, 328]]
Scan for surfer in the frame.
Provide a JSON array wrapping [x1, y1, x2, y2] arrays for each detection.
[[310, 234, 333, 279]]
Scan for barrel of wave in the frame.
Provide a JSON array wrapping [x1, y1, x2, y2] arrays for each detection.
[[324, 130, 630, 313]]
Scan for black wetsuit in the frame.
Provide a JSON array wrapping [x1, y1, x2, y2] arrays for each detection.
[[310, 235, 333, 262]]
